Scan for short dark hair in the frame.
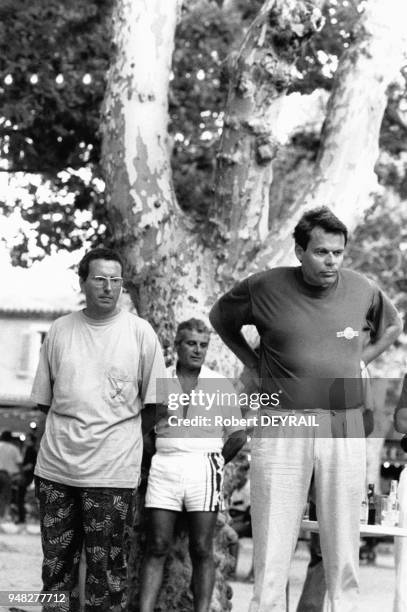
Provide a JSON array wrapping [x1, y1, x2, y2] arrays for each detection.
[[78, 248, 124, 281], [174, 318, 210, 345], [293, 206, 348, 249], [0, 430, 13, 442]]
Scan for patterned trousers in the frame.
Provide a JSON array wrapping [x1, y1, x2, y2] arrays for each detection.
[[35, 477, 135, 612]]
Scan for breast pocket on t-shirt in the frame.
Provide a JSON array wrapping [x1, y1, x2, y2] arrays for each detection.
[[104, 367, 138, 408]]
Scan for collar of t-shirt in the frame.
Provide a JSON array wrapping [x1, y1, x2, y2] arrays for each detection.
[[294, 266, 339, 299], [80, 308, 123, 327]]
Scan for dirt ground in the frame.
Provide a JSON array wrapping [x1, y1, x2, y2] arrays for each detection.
[[0, 524, 399, 612], [0, 524, 42, 612]]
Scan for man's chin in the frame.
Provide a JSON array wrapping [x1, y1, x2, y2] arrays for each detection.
[[320, 273, 337, 285], [98, 298, 115, 308], [187, 360, 204, 369], [87, 301, 118, 317]]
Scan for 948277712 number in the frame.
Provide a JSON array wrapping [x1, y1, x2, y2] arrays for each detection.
[[0, 591, 69, 606]]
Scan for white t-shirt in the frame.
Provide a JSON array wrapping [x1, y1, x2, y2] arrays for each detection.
[[0, 441, 22, 475], [155, 364, 243, 454], [31, 309, 167, 488]]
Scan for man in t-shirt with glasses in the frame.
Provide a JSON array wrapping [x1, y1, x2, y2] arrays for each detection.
[[31, 247, 167, 611]]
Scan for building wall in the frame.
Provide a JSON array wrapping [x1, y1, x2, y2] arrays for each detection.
[[0, 314, 56, 402]]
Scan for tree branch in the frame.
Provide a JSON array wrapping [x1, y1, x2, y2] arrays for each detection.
[[232, 0, 407, 277], [211, 0, 324, 268]]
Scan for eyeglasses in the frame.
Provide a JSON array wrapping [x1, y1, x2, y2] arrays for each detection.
[[90, 276, 123, 288]]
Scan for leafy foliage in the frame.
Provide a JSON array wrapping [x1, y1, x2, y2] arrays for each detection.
[[0, 0, 112, 262], [169, 1, 250, 219], [0, 0, 111, 173], [0, 0, 406, 266], [346, 193, 407, 317], [293, 0, 361, 93]]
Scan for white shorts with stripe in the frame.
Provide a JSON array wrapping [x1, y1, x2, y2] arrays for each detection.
[[145, 452, 224, 512]]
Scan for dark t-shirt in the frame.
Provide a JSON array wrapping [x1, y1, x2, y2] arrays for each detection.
[[217, 267, 399, 410]]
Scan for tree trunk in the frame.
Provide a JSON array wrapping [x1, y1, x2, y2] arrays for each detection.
[[101, 0, 220, 351], [101, 3, 237, 611], [214, 0, 407, 276], [100, 0, 406, 610], [212, 0, 325, 270]]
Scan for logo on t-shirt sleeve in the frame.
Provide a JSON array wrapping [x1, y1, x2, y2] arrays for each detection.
[[336, 326, 359, 340]]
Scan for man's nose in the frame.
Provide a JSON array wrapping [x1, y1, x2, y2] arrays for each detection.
[[103, 279, 113, 291], [325, 253, 335, 266]]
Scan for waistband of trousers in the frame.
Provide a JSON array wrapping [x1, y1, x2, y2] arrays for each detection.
[[259, 405, 363, 415]]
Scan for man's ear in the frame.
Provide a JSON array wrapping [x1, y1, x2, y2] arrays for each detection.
[[294, 243, 304, 263], [79, 278, 85, 293]]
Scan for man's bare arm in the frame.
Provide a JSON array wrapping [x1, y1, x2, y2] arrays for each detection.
[[362, 320, 403, 365], [142, 403, 167, 437], [222, 430, 247, 464], [209, 302, 259, 371]]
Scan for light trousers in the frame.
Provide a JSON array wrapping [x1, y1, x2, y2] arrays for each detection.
[[249, 409, 366, 612]]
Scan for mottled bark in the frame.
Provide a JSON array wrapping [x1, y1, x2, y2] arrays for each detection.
[[306, 0, 407, 225], [214, 0, 406, 277], [101, 2, 237, 611], [100, 0, 219, 350], [212, 0, 325, 270]]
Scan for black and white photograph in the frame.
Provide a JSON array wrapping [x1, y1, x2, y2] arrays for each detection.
[[1, 1, 407, 611]]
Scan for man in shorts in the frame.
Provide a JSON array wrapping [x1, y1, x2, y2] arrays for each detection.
[[31, 247, 167, 612], [210, 207, 402, 612], [140, 318, 246, 612]]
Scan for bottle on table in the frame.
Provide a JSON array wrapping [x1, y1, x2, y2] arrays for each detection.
[[389, 479, 400, 527], [367, 483, 376, 525], [360, 497, 368, 524]]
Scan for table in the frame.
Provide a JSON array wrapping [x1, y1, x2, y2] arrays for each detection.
[[235, 522, 407, 609], [301, 519, 407, 611], [301, 519, 407, 538]]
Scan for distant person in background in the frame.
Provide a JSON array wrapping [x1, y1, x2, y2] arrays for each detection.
[[229, 460, 252, 580], [0, 431, 22, 520], [229, 461, 251, 539], [15, 433, 37, 524]]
